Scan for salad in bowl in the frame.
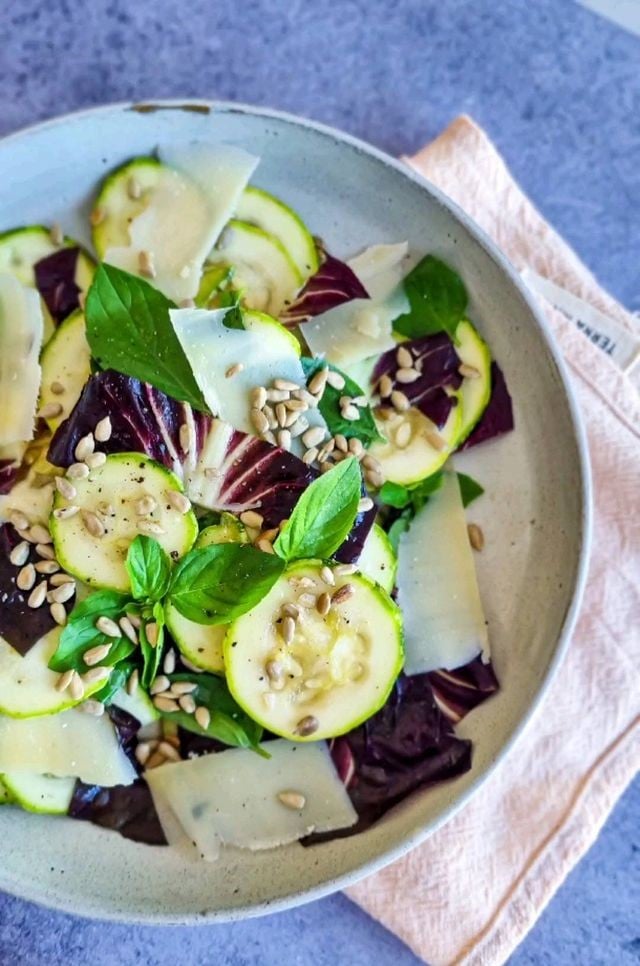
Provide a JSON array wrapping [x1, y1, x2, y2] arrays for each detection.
[[0, 140, 513, 859]]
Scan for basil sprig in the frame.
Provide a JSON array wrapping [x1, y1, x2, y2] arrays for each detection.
[[85, 264, 209, 412], [125, 535, 172, 601], [275, 458, 362, 562], [48, 591, 136, 673], [393, 255, 467, 340]]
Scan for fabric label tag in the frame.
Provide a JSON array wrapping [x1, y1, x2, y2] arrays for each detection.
[[521, 268, 640, 375]]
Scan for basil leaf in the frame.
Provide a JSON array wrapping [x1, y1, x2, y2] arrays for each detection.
[[275, 457, 362, 562], [159, 672, 262, 749], [387, 512, 411, 553], [378, 481, 411, 509], [139, 602, 165, 689], [394, 255, 467, 340], [301, 357, 383, 444], [125, 535, 172, 602], [381, 473, 444, 553], [168, 544, 285, 624], [457, 472, 484, 508], [48, 590, 135, 673], [85, 264, 209, 412]]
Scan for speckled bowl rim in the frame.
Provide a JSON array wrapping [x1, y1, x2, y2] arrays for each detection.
[[0, 99, 592, 924]]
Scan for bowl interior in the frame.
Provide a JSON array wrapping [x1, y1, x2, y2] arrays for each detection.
[[0, 103, 588, 922]]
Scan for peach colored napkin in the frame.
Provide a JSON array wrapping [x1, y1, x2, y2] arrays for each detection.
[[346, 116, 640, 966]]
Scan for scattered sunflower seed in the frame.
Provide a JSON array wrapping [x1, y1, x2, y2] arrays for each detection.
[[179, 694, 196, 714], [27, 581, 47, 608], [137, 520, 165, 536], [49, 573, 76, 590], [135, 495, 157, 516], [153, 695, 180, 713], [250, 386, 267, 409], [332, 583, 355, 605], [53, 505, 80, 520], [195, 706, 211, 730], [29, 524, 51, 545], [179, 421, 194, 453], [55, 669, 76, 693], [266, 659, 284, 682], [225, 362, 244, 378], [50, 222, 64, 246], [251, 408, 270, 435], [320, 566, 335, 586], [85, 451, 107, 470], [281, 616, 296, 645], [166, 490, 191, 514], [297, 592, 316, 608], [282, 602, 299, 620], [95, 616, 121, 637], [390, 390, 410, 411], [326, 370, 345, 390], [127, 669, 139, 696], [69, 672, 85, 702], [82, 667, 110, 685], [277, 790, 306, 810], [295, 715, 319, 737], [82, 510, 105, 538], [266, 388, 290, 403], [163, 649, 176, 675], [316, 591, 331, 617], [423, 428, 446, 451], [145, 622, 160, 647], [94, 416, 112, 442], [80, 699, 105, 717], [50, 602, 67, 626], [49, 582, 76, 605], [302, 447, 319, 466], [348, 437, 364, 457], [84, 642, 112, 666], [135, 742, 152, 766], [396, 367, 420, 384], [274, 378, 300, 391], [35, 559, 60, 574], [395, 423, 413, 448], [74, 434, 95, 462], [158, 741, 181, 762], [119, 615, 139, 643], [171, 680, 197, 696], [308, 367, 329, 395], [240, 509, 264, 529], [342, 405, 360, 421], [459, 363, 481, 379], [9, 541, 30, 566], [55, 476, 77, 500], [67, 462, 90, 480], [150, 675, 171, 695], [467, 523, 485, 551], [334, 563, 357, 577], [256, 537, 275, 554], [8, 509, 29, 531]]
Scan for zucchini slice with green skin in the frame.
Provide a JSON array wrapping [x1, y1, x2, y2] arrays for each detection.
[[110, 686, 159, 727], [0, 225, 95, 293], [38, 310, 91, 432], [91, 156, 165, 257], [50, 453, 198, 593], [1, 772, 75, 814], [368, 400, 462, 487], [0, 778, 12, 804], [165, 515, 248, 674], [209, 219, 302, 317], [0, 630, 106, 718], [224, 560, 404, 741], [454, 319, 492, 443], [235, 186, 319, 280], [358, 524, 397, 594]]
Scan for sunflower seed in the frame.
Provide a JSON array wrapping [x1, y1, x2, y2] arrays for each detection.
[[27, 581, 47, 608], [395, 422, 413, 448], [137, 520, 165, 536], [69, 672, 85, 701], [316, 591, 331, 617], [35, 559, 59, 574], [53, 505, 80, 522], [145, 750, 166, 770], [36, 544, 56, 562], [459, 363, 481, 379], [277, 429, 291, 451], [294, 389, 318, 408], [300, 426, 325, 449], [302, 447, 318, 466], [85, 451, 107, 470], [49, 573, 76, 590], [274, 378, 300, 392], [320, 566, 335, 586], [95, 615, 121, 637], [153, 695, 180, 713], [135, 495, 157, 516], [225, 362, 244, 378], [80, 699, 105, 716], [163, 649, 176, 675], [145, 622, 160, 647], [179, 694, 196, 714], [281, 616, 296, 645], [9, 541, 30, 566], [266, 388, 291, 404], [250, 386, 267, 409], [396, 345, 413, 368], [277, 790, 306, 810], [326, 370, 345, 390], [55, 669, 76, 693], [195, 706, 211, 730], [396, 367, 420, 384], [365, 468, 385, 489], [240, 509, 263, 529], [342, 405, 360, 421], [289, 417, 309, 439], [263, 430, 277, 445], [266, 660, 284, 683], [82, 511, 105, 538], [138, 249, 156, 278], [390, 390, 410, 411], [204, 467, 220, 480], [332, 583, 354, 605], [362, 455, 382, 472], [74, 434, 95, 462], [158, 740, 181, 762], [251, 408, 270, 434], [165, 490, 191, 516], [82, 667, 110, 685], [348, 438, 364, 457], [94, 416, 112, 443], [29, 524, 52, 545], [467, 523, 485, 551], [126, 612, 142, 628], [334, 563, 357, 577], [135, 742, 152, 766], [298, 592, 316, 608], [171, 680, 197, 696], [55, 476, 77, 500], [150, 675, 170, 695], [256, 537, 274, 554], [295, 715, 319, 737], [127, 669, 139, 696], [84, 643, 112, 666], [50, 222, 64, 246], [179, 421, 194, 453], [308, 367, 330, 395], [67, 462, 90, 480], [284, 398, 308, 414], [8, 510, 30, 531], [282, 603, 300, 620]]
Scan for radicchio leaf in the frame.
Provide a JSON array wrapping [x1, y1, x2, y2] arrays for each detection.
[[428, 656, 499, 724], [280, 252, 369, 326], [34, 247, 82, 324], [460, 362, 514, 449], [48, 370, 212, 475], [306, 672, 472, 840], [0, 524, 74, 654], [69, 780, 167, 845], [372, 332, 462, 429], [0, 459, 20, 495]]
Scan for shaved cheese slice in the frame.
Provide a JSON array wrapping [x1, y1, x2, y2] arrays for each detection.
[[169, 307, 327, 445], [397, 471, 489, 673], [0, 708, 137, 786], [146, 739, 356, 860], [0, 274, 44, 446], [303, 242, 409, 367], [106, 143, 258, 302]]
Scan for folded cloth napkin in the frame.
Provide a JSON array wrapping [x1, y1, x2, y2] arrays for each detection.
[[346, 116, 640, 966]]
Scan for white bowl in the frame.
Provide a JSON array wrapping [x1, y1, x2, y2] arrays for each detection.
[[0, 101, 591, 923]]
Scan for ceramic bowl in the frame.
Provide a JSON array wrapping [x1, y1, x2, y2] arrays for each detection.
[[0, 101, 590, 922]]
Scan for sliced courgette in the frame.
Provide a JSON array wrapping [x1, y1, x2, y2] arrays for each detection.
[[367, 401, 462, 487], [358, 523, 397, 594], [110, 686, 159, 727], [38, 310, 91, 432], [50, 453, 198, 593], [90, 156, 165, 257], [224, 560, 404, 741], [0, 778, 12, 804], [1, 772, 75, 814], [164, 514, 248, 674], [209, 219, 302, 316], [235, 186, 319, 280], [455, 320, 492, 443]]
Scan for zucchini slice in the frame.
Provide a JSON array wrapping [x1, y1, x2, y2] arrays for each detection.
[[358, 523, 397, 593], [0, 225, 94, 293], [0, 778, 11, 805], [1, 772, 75, 814], [367, 401, 462, 487], [235, 186, 319, 280], [164, 514, 248, 674], [50, 453, 198, 593], [91, 156, 165, 257], [38, 310, 91, 432], [455, 320, 492, 443], [224, 560, 404, 741]]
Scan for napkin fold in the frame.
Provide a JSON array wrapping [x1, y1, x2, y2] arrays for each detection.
[[346, 116, 640, 966]]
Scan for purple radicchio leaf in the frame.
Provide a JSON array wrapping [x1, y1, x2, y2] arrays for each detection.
[[0, 459, 20, 495], [372, 332, 463, 429], [460, 362, 514, 449], [34, 247, 82, 324], [0, 523, 75, 655], [428, 656, 499, 725], [305, 672, 472, 841], [69, 780, 167, 845], [48, 370, 212, 475], [280, 252, 369, 327]]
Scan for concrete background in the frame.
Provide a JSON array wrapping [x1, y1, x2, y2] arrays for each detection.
[[0, 0, 638, 962]]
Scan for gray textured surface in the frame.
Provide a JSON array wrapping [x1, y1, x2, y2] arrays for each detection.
[[0, 0, 638, 963]]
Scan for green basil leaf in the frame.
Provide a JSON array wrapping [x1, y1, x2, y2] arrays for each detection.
[[85, 264, 209, 412], [382, 473, 444, 552], [394, 255, 468, 340], [457, 472, 484, 508], [125, 535, 172, 602], [159, 672, 263, 749], [378, 481, 411, 509], [300, 357, 383, 444], [139, 602, 165, 689], [48, 590, 135, 673], [407, 472, 444, 514], [168, 544, 285, 624], [275, 457, 362, 562], [387, 511, 412, 553]]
